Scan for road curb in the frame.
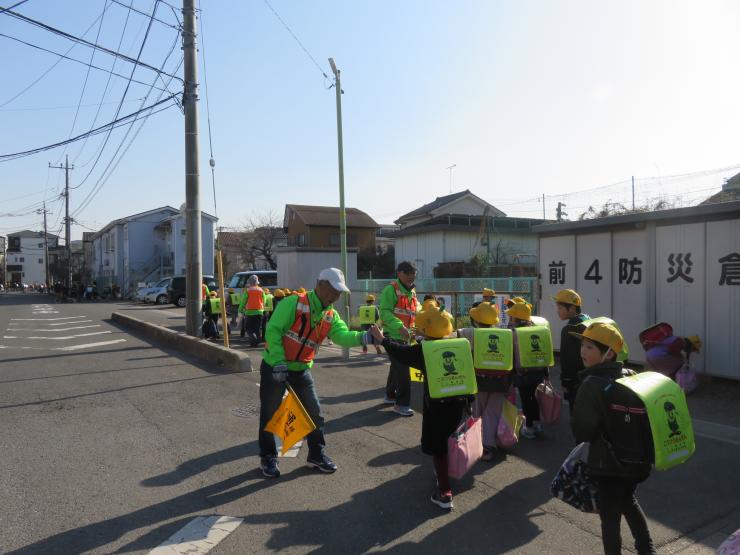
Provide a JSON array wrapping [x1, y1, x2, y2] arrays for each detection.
[[111, 311, 252, 372]]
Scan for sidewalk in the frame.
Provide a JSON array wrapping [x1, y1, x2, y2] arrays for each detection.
[[111, 301, 740, 553]]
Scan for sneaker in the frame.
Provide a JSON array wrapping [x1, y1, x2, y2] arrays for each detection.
[[430, 490, 454, 510], [382, 396, 396, 405], [306, 453, 338, 473], [260, 456, 281, 478], [520, 425, 536, 440], [533, 421, 544, 435], [375, 346, 383, 355], [393, 404, 414, 417]]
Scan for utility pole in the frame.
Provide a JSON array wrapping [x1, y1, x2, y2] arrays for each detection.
[[36, 203, 51, 287], [556, 201, 567, 222], [542, 194, 546, 219], [446, 164, 456, 193], [183, 0, 203, 336], [631, 175, 635, 211], [49, 155, 73, 293], [329, 57, 350, 360]]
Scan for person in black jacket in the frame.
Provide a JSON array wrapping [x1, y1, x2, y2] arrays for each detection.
[[370, 308, 470, 511], [571, 322, 655, 555], [552, 289, 590, 416]]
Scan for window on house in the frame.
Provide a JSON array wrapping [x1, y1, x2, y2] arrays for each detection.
[[38, 243, 43, 248], [297, 233, 306, 246], [329, 233, 339, 246], [38, 258, 43, 264], [19, 257, 24, 262]]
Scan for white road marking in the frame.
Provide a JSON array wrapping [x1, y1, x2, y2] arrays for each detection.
[[57, 339, 126, 351], [47, 320, 93, 326], [694, 419, 740, 447], [7, 325, 101, 332], [149, 515, 243, 554], [11, 316, 88, 321], [3, 331, 112, 340]]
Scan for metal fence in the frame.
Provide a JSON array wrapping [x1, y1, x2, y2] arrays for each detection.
[[354, 277, 538, 326]]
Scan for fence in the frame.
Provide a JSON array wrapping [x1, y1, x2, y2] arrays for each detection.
[[353, 277, 538, 328]]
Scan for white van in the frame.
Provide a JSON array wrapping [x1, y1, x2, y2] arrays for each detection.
[[227, 270, 278, 297]]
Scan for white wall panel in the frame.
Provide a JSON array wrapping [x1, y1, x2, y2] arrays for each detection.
[[612, 230, 649, 362], [539, 235, 576, 349], [576, 233, 612, 316]]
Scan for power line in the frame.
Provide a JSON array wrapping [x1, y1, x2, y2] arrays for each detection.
[[0, 97, 146, 112], [200, 5, 217, 218], [0, 0, 29, 15], [110, 0, 180, 30], [2, 7, 183, 83]]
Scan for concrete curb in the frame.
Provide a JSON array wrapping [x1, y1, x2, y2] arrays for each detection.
[[111, 311, 252, 373]]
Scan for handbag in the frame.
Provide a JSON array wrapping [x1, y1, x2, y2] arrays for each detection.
[[447, 416, 483, 480], [496, 398, 524, 448], [535, 378, 562, 425], [551, 442, 600, 513]]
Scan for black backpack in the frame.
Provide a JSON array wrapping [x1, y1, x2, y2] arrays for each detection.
[[588, 372, 654, 473]]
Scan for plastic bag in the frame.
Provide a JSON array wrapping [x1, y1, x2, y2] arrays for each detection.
[[675, 362, 698, 394], [551, 442, 600, 513]]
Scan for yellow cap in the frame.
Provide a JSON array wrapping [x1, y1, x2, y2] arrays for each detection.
[[262, 287, 270, 294], [552, 289, 582, 306], [421, 298, 439, 311], [569, 322, 624, 353], [418, 307, 453, 339], [209, 291, 217, 297], [482, 287, 496, 297], [282, 288, 291, 295], [228, 288, 235, 293], [297, 287, 307, 294], [274, 289, 285, 299], [505, 296, 527, 308], [506, 301, 532, 321], [469, 302, 500, 325], [366, 294, 375, 302], [686, 335, 702, 353]]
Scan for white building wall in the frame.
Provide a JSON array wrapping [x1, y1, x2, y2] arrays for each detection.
[[539, 217, 740, 378]]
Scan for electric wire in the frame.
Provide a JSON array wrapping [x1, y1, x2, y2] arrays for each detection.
[[199, 6, 217, 219], [110, 0, 179, 30], [0, 0, 29, 15]]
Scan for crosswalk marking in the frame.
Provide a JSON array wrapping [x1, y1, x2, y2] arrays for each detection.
[[3, 331, 112, 340], [47, 320, 93, 326], [7, 325, 102, 332], [11, 316, 88, 321], [57, 339, 126, 351], [149, 515, 243, 554]]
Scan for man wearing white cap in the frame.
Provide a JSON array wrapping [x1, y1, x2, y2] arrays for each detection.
[[257, 267, 375, 478]]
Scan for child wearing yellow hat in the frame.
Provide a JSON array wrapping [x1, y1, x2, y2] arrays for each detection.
[[361, 294, 382, 355], [552, 289, 590, 417], [456, 302, 508, 460], [370, 307, 469, 511], [506, 300, 548, 439], [569, 322, 655, 555]]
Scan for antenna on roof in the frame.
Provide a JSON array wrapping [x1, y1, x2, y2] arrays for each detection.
[[446, 164, 456, 193]]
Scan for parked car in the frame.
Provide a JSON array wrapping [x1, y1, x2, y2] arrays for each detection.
[[167, 275, 217, 308], [134, 283, 153, 302], [227, 270, 278, 297], [144, 277, 173, 304]]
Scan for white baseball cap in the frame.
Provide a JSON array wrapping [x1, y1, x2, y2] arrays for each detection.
[[318, 267, 350, 292]]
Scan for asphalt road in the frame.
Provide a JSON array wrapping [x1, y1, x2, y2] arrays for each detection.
[[1, 293, 738, 554]]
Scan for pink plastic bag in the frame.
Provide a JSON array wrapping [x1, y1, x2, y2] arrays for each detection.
[[447, 416, 483, 480], [497, 399, 524, 448], [675, 362, 698, 394], [536, 378, 562, 425]]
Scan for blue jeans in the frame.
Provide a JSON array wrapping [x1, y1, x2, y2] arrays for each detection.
[[258, 359, 326, 459]]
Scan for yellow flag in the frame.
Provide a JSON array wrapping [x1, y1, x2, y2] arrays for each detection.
[[264, 385, 317, 455], [409, 367, 424, 382]]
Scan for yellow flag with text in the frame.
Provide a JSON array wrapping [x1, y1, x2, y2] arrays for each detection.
[[264, 385, 317, 455]]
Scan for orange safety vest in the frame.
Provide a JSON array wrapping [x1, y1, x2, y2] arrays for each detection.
[[391, 280, 418, 328], [282, 294, 334, 363], [246, 286, 265, 311], [201, 283, 208, 300]]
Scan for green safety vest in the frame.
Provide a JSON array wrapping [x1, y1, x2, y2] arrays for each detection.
[[617, 371, 695, 471], [421, 338, 477, 399], [358, 305, 377, 325], [473, 328, 513, 372], [264, 294, 274, 312], [582, 316, 630, 362], [208, 297, 221, 313], [229, 293, 240, 305], [515, 325, 555, 368]]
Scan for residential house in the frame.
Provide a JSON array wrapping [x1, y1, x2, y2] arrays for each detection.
[[0, 236, 5, 284], [4, 230, 58, 285], [393, 190, 546, 278], [701, 172, 740, 205], [91, 206, 217, 295], [283, 204, 379, 251]]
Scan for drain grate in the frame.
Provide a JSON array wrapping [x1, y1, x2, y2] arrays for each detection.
[[231, 405, 259, 418]]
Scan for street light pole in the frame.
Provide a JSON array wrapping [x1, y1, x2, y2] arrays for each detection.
[[329, 57, 350, 360]]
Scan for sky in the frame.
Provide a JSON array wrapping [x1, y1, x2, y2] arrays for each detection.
[[1, 0, 740, 242]]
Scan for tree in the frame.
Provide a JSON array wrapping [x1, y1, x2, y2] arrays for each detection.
[[358, 245, 395, 279], [578, 198, 673, 220], [239, 211, 284, 270]]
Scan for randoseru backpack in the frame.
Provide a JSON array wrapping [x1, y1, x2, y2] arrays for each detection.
[[589, 372, 654, 473]]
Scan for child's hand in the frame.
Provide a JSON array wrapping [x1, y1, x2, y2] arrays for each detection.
[[369, 324, 384, 343]]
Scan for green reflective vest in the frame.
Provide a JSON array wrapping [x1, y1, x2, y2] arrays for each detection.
[[515, 325, 554, 368], [473, 328, 513, 372], [264, 294, 274, 312], [358, 305, 377, 325], [208, 297, 221, 313], [617, 371, 695, 471], [582, 316, 630, 362], [421, 338, 477, 399]]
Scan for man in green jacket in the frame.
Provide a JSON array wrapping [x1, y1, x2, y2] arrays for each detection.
[[379, 261, 419, 417], [258, 267, 375, 478]]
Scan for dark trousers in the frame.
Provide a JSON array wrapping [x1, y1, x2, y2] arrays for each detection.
[[595, 477, 655, 555], [258, 360, 326, 460], [518, 383, 541, 426], [385, 355, 411, 406], [260, 312, 270, 341], [246, 314, 262, 345]]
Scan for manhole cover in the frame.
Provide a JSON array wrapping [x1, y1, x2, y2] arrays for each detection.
[[231, 405, 259, 418]]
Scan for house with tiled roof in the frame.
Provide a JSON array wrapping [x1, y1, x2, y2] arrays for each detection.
[[283, 204, 379, 251], [701, 172, 740, 205]]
